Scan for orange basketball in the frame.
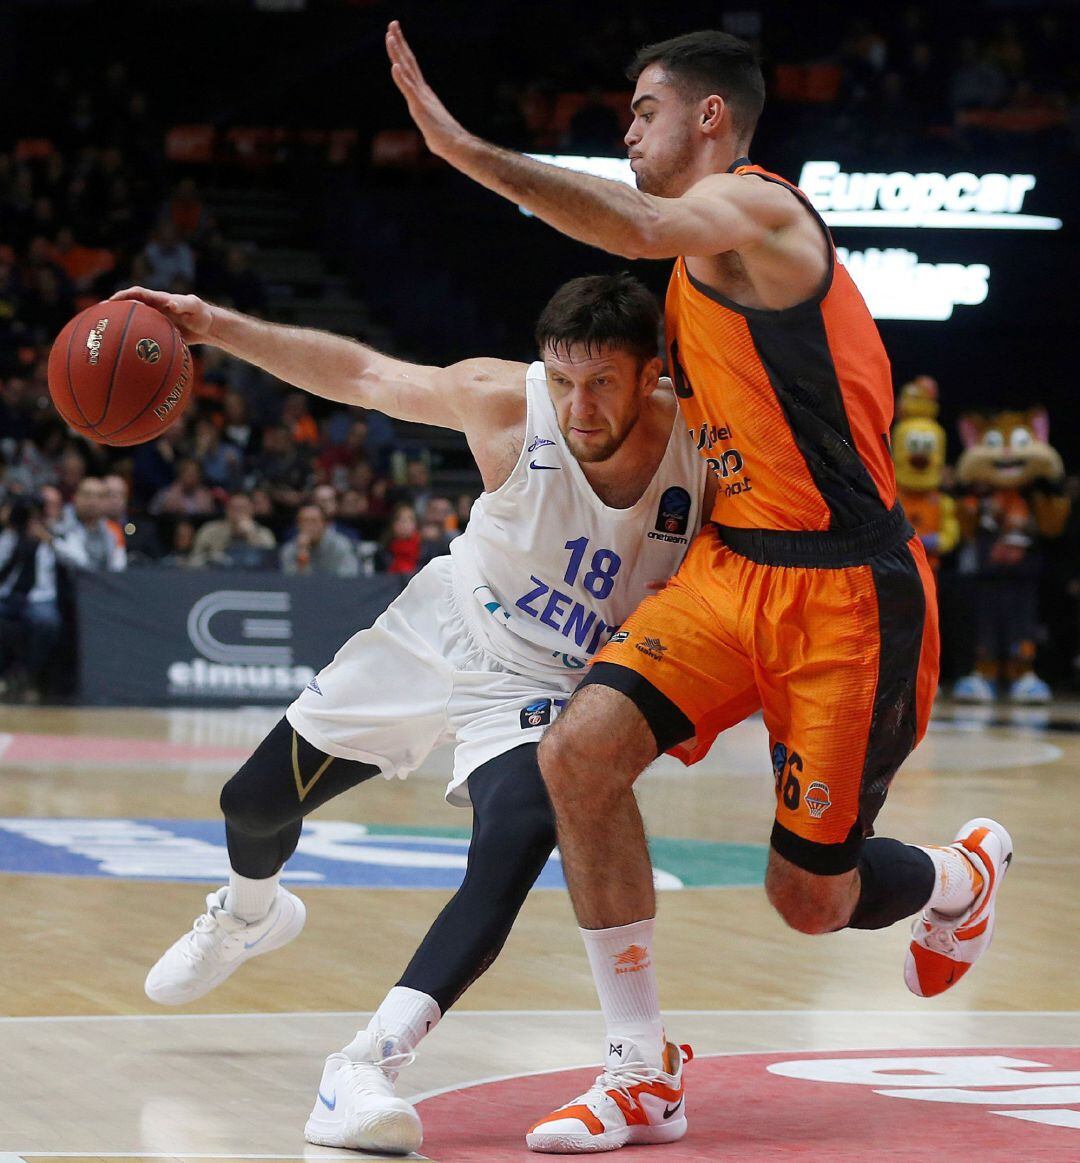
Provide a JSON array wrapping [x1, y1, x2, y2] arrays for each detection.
[[47, 300, 193, 446]]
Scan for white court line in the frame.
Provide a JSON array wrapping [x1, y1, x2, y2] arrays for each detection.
[[3, 1008, 1080, 1023], [2, 1004, 1078, 1023]]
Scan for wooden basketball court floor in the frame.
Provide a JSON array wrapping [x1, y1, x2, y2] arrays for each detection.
[[2, 700, 1080, 1161]]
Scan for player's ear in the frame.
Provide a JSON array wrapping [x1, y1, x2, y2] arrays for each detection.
[[699, 95, 725, 134], [640, 356, 663, 394]]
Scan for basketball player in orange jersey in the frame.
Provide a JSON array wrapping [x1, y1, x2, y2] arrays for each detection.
[[388, 23, 1014, 1153]]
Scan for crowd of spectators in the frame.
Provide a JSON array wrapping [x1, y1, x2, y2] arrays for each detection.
[[0, 62, 481, 700]]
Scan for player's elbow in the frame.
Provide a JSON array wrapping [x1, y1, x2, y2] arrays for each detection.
[[623, 204, 676, 260]]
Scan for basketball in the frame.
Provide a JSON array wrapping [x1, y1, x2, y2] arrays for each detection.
[[47, 300, 193, 447]]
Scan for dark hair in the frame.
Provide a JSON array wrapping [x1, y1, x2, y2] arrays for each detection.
[[628, 30, 765, 143], [535, 273, 659, 364]]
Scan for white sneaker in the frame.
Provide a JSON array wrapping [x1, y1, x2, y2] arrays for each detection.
[[304, 1031, 423, 1155], [526, 1039, 692, 1154], [905, 818, 1013, 997], [144, 886, 306, 1005]]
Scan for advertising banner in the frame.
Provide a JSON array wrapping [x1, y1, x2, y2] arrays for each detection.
[[76, 569, 402, 706]]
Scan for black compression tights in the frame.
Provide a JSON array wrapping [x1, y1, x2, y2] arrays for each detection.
[[218, 718, 556, 1013]]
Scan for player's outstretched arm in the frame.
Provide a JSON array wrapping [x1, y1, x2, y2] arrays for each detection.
[[109, 287, 513, 432], [386, 22, 798, 260]]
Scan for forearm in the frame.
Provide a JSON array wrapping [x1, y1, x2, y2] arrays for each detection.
[[445, 137, 658, 258], [206, 306, 383, 407]]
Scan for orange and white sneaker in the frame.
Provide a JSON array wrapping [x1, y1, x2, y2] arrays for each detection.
[[526, 1038, 692, 1154], [905, 817, 1013, 998]]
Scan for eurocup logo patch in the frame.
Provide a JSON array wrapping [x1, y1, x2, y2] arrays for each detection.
[[520, 698, 552, 729], [771, 742, 788, 790], [656, 486, 691, 535]]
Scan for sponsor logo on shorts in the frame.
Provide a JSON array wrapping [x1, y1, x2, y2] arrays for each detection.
[[520, 698, 553, 728], [635, 636, 667, 661], [805, 781, 832, 819], [611, 630, 630, 643], [613, 944, 651, 974]]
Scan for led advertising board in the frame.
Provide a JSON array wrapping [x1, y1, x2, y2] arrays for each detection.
[[522, 154, 1066, 324]]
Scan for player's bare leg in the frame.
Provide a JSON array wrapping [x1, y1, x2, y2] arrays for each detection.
[[538, 685, 658, 928], [764, 849, 861, 934], [530, 687, 690, 1154]]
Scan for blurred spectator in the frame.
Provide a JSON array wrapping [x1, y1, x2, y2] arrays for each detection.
[[951, 38, 1009, 112], [401, 458, 433, 516], [166, 178, 208, 241], [54, 476, 126, 571], [423, 495, 459, 534], [221, 390, 258, 456], [281, 503, 358, 576], [160, 519, 196, 568], [455, 492, 475, 531], [188, 492, 276, 569], [418, 516, 453, 568], [101, 471, 160, 562], [192, 416, 242, 491], [311, 482, 359, 544], [131, 424, 183, 506], [141, 221, 195, 290], [247, 424, 310, 518], [220, 245, 268, 316], [0, 496, 64, 700], [56, 448, 86, 501], [52, 226, 114, 295], [281, 391, 320, 447], [378, 502, 421, 576], [148, 458, 216, 518]]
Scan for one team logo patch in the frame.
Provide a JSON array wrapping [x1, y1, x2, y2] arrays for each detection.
[[520, 698, 553, 728], [656, 486, 691, 535]]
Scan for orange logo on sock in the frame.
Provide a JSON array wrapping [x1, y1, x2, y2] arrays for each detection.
[[613, 944, 651, 974]]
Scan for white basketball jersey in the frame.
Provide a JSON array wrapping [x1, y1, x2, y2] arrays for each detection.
[[450, 361, 708, 679]]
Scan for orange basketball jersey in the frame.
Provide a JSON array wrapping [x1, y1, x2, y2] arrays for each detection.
[[667, 159, 898, 533]]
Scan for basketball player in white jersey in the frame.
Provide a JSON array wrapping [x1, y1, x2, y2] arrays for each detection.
[[115, 274, 709, 1156]]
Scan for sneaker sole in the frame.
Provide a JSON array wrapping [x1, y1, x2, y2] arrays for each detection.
[[144, 891, 307, 1005], [526, 1116, 687, 1154], [304, 1108, 422, 1155]]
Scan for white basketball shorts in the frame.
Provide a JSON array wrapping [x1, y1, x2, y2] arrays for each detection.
[[286, 556, 579, 805]]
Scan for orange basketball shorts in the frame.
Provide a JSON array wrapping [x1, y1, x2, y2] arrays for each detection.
[[581, 516, 939, 874]]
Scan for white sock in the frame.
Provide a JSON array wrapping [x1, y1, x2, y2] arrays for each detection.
[[225, 870, 281, 923], [917, 845, 983, 917], [356, 986, 441, 1058], [580, 918, 665, 1070]]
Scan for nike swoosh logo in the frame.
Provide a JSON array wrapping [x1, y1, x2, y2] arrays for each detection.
[[663, 1099, 683, 1119], [318, 1089, 336, 1111], [529, 460, 561, 470], [244, 914, 281, 950]]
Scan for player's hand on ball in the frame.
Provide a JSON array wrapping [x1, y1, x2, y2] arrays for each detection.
[[110, 287, 215, 346], [386, 20, 469, 159]]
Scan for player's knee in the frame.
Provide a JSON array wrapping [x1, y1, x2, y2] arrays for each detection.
[[474, 799, 556, 880], [219, 774, 285, 838], [765, 860, 855, 935]]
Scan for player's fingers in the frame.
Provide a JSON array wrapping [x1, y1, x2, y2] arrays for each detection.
[[109, 286, 161, 305], [387, 20, 422, 79]]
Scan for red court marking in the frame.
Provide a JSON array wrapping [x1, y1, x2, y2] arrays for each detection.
[[416, 1047, 1080, 1161], [0, 731, 248, 767]]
